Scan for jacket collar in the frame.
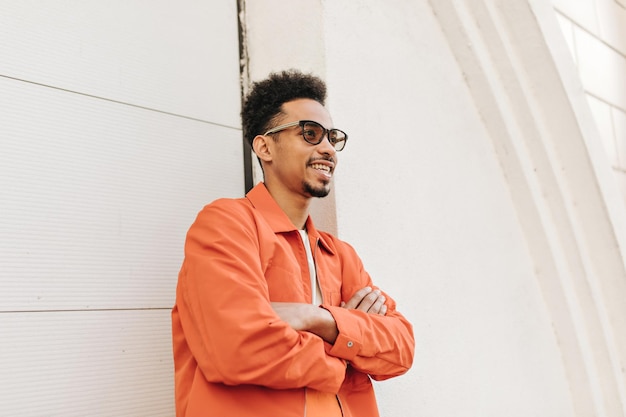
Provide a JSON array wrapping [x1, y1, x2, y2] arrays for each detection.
[[246, 183, 335, 255]]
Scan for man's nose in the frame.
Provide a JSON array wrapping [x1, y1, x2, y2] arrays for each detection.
[[317, 133, 337, 156]]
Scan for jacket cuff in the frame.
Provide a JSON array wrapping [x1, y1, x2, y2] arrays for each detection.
[[320, 305, 362, 361]]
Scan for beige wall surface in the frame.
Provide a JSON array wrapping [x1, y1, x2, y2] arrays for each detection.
[[0, 1, 243, 415], [2, 0, 625, 416], [324, 1, 577, 415], [241, 0, 626, 416], [553, 0, 626, 208], [333, 1, 554, 414]]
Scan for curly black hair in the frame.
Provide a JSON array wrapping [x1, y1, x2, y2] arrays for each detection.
[[241, 69, 327, 147]]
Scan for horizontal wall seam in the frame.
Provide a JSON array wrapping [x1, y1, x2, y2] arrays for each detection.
[[0, 307, 172, 314], [0, 74, 242, 131], [585, 90, 626, 115], [553, 9, 626, 60]]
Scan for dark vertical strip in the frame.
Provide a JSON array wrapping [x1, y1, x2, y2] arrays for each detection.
[[237, 0, 254, 193]]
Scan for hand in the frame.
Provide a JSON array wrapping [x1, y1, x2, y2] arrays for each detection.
[[271, 302, 339, 344], [341, 287, 387, 316]]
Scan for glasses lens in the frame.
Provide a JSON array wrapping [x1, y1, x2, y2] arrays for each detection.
[[301, 121, 347, 151], [329, 129, 347, 151], [302, 121, 324, 145]]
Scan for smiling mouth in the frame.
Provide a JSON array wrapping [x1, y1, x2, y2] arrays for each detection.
[[310, 163, 332, 174]]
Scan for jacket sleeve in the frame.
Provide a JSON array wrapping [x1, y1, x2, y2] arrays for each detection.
[[175, 202, 347, 392], [320, 240, 415, 381]]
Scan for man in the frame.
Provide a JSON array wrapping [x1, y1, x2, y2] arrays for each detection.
[[172, 70, 414, 417]]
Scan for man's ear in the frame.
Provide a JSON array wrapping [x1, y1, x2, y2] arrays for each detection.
[[252, 135, 273, 163]]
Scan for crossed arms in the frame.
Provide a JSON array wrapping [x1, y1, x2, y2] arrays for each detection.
[[272, 286, 388, 344], [175, 203, 414, 393]]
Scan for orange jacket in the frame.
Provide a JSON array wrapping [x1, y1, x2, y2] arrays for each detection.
[[172, 183, 414, 417]]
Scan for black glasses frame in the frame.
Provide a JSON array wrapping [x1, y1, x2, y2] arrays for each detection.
[[263, 120, 348, 151]]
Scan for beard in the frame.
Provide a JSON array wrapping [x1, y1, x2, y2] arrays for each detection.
[[303, 180, 331, 198]]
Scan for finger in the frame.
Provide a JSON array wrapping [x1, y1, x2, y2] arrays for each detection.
[[342, 287, 372, 309], [356, 290, 382, 312], [367, 294, 386, 315], [380, 304, 388, 316]]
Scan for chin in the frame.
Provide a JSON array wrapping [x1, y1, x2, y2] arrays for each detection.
[[303, 181, 331, 198]]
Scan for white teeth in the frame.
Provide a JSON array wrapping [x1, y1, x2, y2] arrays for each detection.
[[311, 163, 331, 172]]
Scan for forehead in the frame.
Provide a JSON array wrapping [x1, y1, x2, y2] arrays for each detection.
[[280, 99, 333, 127]]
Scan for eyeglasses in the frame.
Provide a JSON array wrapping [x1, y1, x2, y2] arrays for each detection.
[[264, 120, 348, 151]]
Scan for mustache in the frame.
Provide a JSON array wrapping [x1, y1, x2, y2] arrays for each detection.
[[307, 156, 336, 165]]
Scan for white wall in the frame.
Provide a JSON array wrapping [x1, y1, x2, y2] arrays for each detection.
[[324, 2, 575, 415], [242, 0, 626, 416], [3, 0, 625, 416], [552, 0, 626, 208], [0, 1, 243, 415]]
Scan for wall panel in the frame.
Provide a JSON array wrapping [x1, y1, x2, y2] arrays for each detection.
[[0, 76, 244, 312], [575, 26, 626, 111], [0, 310, 174, 417], [1, 1, 243, 415], [0, 0, 241, 125]]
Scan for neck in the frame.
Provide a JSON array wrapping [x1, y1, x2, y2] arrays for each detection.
[[264, 182, 311, 230]]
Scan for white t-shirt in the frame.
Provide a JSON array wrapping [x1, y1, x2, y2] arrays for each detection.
[[298, 229, 323, 305], [298, 229, 342, 417]]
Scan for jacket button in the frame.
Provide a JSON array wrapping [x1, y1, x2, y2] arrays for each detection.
[[347, 341, 354, 348]]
